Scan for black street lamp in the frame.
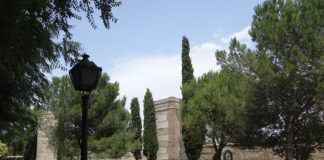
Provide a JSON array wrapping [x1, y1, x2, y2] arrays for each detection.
[[69, 54, 102, 160]]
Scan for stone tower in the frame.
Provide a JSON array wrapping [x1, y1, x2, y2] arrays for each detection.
[[154, 97, 185, 160], [36, 112, 57, 160]]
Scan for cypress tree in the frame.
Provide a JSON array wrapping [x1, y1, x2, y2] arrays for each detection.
[[181, 36, 205, 160], [181, 36, 194, 96], [130, 98, 142, 160], [143, 89, 158, 160], [181, 36, 195, 104]]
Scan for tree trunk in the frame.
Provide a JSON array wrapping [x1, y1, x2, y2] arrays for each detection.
[[133, 150, 142, 160], [286, 119, 294, 160], [286, 142, 294, 160], [212, 138, 224, 160], [213, 149, 222, 160]]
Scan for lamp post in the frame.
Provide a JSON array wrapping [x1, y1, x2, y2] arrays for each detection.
[[69, 54, 102, 160]]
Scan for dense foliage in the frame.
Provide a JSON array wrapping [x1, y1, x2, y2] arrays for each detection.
[[129, 98, 143, 160], [0, 107, 38, 157], [0, 0, 120, 155], [184, 69, 251, 160], [143, 89, 159, 160], [46, 74, 131, 159], [215, 0, 324, 159], [250, 1, 324, 159], [181, 36, 206, 160], [0, 141, 8, 157], [181, 36, 195, 98]]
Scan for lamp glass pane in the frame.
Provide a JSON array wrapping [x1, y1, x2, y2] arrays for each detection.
[[81, 67, 97, 89]]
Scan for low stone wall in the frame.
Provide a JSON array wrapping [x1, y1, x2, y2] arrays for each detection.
[[229, 147, 281, 160], [97, 153, 136, 160], [199, 144, 281, 160], [311, 151, 324, 160], [199, 144, 214, 160], [90, 153, 148, 160], [199, 144, 324, 160]]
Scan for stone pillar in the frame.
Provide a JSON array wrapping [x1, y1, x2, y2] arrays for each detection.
[[154, 97, 182, 160], [36, 112, 57, 160]]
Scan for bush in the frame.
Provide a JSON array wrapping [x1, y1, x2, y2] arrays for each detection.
[[0, 141, 8, 157]]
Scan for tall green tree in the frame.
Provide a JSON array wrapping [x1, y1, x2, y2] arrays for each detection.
[[181, 36, 195, 101], [0, 0, 120, 154], [184, 69, 251, 160], [143, 89, 158, 160], [216, 0, 324, 159], [216, 39, 264, 148], [46, 73, 131, 159], [129, 98, 142, 160], [181, 36, 205, 160], [250, 0, 324, 159]]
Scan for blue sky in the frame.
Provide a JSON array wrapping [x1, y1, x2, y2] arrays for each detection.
[[54, 0, 263, 109], [71, 0, 260, 61]]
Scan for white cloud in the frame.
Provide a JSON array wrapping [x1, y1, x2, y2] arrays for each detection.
[[108, 26, 252, 112], [109, 54, 182, 110], [221, 26, 254, 48], [191, 42, 222, 77], [109, 42, 221, 108]]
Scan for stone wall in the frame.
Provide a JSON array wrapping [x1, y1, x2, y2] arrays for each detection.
[[96, 153, 138, 160], [36, 112, 57, 160], [311, 151, 324, 160], [199, 144, 282, 160], [222, 146, 281, 160], [199, 144, 324, 160]]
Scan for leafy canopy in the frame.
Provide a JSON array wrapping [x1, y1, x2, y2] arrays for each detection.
[[46, 73, 131, 159], [0, 0, 120, 153], [215, 0, 324, 159], [184, 69, 251, 160]]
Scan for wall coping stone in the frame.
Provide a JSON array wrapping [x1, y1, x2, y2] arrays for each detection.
[[154, 97, 181, 106]]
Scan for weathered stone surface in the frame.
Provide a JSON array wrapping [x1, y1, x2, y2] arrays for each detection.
[[36, 112, 57, 160], [154, 97, 183, 160], [199, 144, 214, 160], [104, 152, 137, 160], [228, 147, 282, 160], [199, 144, 324, 160], [312, 151, 324, 160], [200, 144, 281, 160]]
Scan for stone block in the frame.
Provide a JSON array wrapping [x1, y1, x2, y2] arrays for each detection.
[[36, 112, 57, 160]]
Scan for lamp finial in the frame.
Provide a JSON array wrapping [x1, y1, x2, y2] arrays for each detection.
[[82, 54, 90, 60]]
